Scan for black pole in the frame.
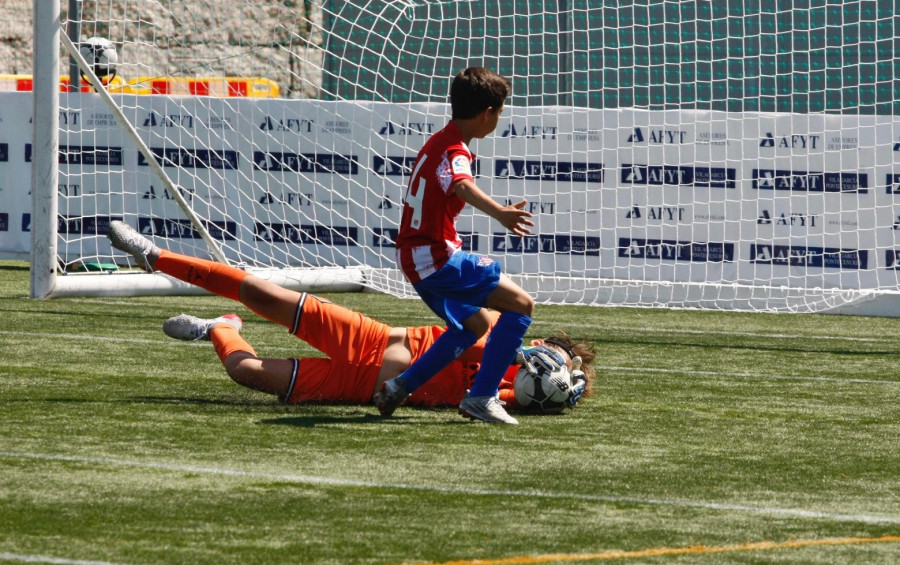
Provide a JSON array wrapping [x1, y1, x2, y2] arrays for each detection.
[[67, 0, 81, 92]]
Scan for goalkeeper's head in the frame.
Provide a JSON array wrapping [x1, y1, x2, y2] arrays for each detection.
[[450, 66, 511, 120], [530, 332, 597, 398]]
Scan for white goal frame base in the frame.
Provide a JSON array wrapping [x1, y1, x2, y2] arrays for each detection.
[[46, 267, 367, 298], [45, 267, 900, 316]]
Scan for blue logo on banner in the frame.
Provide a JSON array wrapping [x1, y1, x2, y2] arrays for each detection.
[[618, 238, 735, 262], [253, 151, 358, 175], [372, 156, 482, 178], [138, 148, 238, 170], [0, 213, 7, 231], [0, 143, 7, 162], [492, 234, 600, 255], [378, 121, 436, 136], [760, 133, 820, 149], [254, 223, 358, 246], [886, 250, 900, 269], [137, 218, 236, 240], [142, 111, 194, 128], [372, 227, 398, 247], [259, 116, 315, 132], [24, 144, 124, 166], [885, 174, 900, 194], [494, 160, 603, 183], [373, 156, 417, 177], [500, 123, 558, 139], [750, 244, 867, 269], [57, 215, 121, 235], [627, 128, 688, 144], [752, 169, 868, 193], [621, 164, 737, 188]]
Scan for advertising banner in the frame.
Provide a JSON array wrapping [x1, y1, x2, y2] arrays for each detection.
[[3, 92, 899, 293]]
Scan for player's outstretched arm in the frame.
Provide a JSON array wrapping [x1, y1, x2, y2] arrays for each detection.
[[453, 179, 534, 236]]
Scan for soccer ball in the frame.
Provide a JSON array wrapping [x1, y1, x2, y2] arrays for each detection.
[[513, 363, 572, 414], [79, 37, 118, 84]]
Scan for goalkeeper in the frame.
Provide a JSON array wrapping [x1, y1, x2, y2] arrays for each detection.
[[107, 221, 594, 409]]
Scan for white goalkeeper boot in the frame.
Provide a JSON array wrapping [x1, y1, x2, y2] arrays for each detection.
[[458, 393, 519, 425], [163, 313, 243, 341], [107, 220, 160, 272]]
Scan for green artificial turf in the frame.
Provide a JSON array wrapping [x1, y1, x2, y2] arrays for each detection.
[[1, 260, 898, 564]]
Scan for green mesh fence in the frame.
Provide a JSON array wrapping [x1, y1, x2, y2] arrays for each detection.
[[322, 0, 899, 114]]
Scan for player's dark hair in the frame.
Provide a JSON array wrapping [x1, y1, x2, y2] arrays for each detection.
[[546, 331, 597, 398], [450, 67, 511, 120]]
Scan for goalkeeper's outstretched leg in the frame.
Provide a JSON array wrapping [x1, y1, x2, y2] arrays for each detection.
[[108, 220, 301, 329]]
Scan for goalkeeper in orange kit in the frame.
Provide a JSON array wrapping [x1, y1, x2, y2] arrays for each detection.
[[107, 221, 594, 410]]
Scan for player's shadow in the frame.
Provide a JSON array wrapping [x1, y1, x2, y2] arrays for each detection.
[[131, 395, 276, 407], [258, 410, 465, 427], [257, 414, 384, 427]]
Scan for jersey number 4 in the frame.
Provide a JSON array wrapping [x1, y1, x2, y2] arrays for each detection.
[[403, 155, 427, 229]]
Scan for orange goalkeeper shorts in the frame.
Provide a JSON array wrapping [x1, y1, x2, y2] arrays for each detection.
[[284, 294, 390, 404]]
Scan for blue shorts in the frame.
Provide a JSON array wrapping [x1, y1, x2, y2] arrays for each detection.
[[412, 251, 502, 331]]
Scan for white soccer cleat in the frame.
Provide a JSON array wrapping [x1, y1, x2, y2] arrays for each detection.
[[458, 393, 519, 425], [163, 313, 243, 341], [107, 220, 159, 272]]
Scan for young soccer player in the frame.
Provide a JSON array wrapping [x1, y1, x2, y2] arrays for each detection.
[[106, 221, 595, 409], [374, 66, 536, 424]]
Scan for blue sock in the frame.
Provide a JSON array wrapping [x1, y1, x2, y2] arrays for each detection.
[[468, 311, 532, 397], [398, 327, 478, 393]]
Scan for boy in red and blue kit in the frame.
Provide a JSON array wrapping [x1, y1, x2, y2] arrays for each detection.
[[374, 67, 535, 424]]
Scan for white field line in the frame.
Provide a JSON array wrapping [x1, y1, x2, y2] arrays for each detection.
[[529, 320, 890, 343], [1, 451, 898, 526], [0, 326, 894, 352], [596, 365, 900, 386], [0, 552, 133, 565], [1, 323, 892, 344]]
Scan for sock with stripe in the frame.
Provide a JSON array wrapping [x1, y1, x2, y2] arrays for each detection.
[[209, 325, 257, 364]]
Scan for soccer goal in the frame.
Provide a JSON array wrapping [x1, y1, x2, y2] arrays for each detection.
[[28, 0, 900, 315]]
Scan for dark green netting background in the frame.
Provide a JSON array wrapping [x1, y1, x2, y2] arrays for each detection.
[[322, 0, 898, 114]]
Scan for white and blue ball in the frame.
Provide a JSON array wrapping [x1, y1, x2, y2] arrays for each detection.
[[513, 363, 572, 414]]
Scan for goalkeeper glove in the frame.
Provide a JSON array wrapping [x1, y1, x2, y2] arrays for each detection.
[[514, 345, 565, 375], [567, 355, 586, 408]]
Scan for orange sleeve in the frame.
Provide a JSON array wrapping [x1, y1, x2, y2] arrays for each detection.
[[498, 365, 520, 408]]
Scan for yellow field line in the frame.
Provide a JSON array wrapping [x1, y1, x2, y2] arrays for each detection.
[[406, 534, 900, 565]]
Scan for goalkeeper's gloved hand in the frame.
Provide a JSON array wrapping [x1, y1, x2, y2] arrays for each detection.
[[567, 355, 586, 408], [514, 345, 565, 375]]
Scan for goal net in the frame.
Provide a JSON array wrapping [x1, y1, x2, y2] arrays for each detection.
[[26, 0, 900, 314]]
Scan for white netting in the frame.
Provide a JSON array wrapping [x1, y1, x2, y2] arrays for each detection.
[[23, 0, 900, 312]]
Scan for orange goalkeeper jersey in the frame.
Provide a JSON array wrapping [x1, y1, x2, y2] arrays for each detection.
[[406, 321, 519, 407], [283, 296, 518, 406]]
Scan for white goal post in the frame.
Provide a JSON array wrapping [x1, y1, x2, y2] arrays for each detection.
[[26, 0, 900, 315]]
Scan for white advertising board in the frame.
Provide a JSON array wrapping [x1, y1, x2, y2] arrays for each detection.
[[3, 92, 900, 294]]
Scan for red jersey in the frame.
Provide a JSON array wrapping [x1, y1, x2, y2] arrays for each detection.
[[395, 120, 475, 283]]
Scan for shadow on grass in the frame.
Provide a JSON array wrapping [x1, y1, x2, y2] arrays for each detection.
[[27, 396, 470, 425], [133, 395, 280, 407], [258, 409, 471, 427], [258, 413, 385, 427]]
